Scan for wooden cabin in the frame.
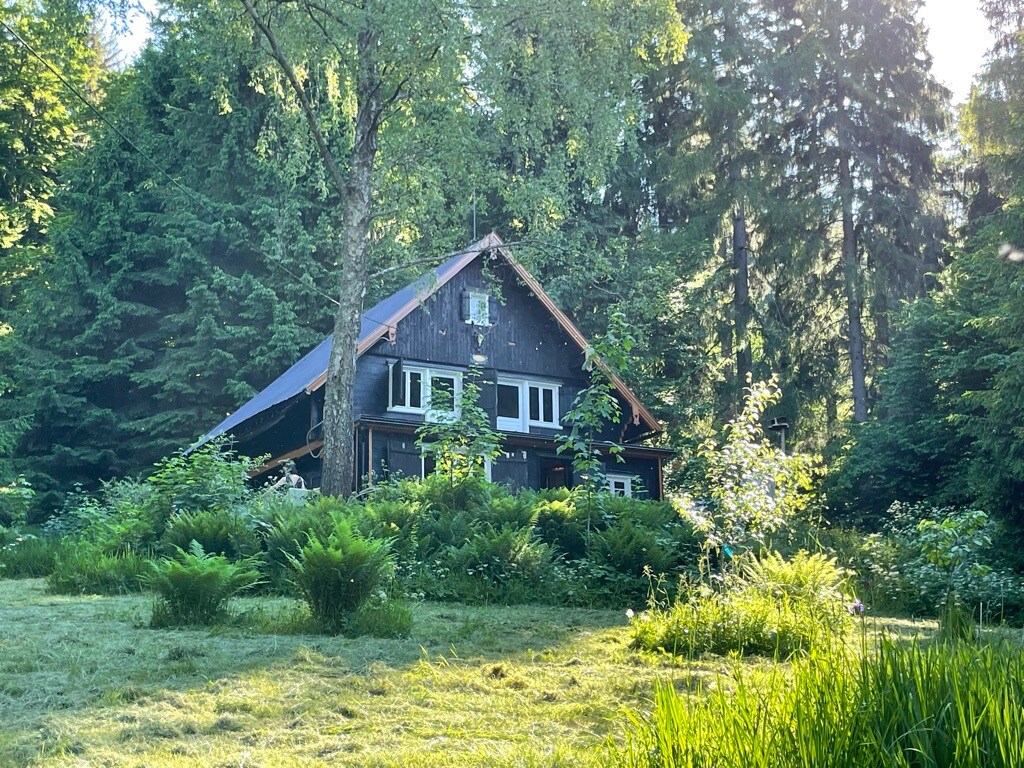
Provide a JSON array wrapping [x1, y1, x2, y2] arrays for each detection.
[[193, 233, 670, 498]]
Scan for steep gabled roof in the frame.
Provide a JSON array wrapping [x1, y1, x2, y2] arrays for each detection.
[[195, 232, 659, 448]]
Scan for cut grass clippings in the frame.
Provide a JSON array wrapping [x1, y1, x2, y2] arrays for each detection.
[[0, 578, 713, 767], [0, 579, 948, 767]]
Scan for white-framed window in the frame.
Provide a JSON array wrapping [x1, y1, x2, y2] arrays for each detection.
[[495, 378, 560, 432], [388, 362, 462, 420], [606, 473, 634, 497], [528, 383, 559, 428], [496, 380, 524, 432], [466, 291, 491, 325]]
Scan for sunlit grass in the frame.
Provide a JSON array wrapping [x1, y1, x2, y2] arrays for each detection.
[[0, 579, 953, 767], [0, 579, 707, 767]]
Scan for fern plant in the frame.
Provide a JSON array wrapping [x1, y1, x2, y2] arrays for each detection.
[[287, 521, 393, 632], [163, 508, 259, 561], [146, 542, 261, 626]]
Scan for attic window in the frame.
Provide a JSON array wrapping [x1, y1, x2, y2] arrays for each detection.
[[464, 291, 491, 325]]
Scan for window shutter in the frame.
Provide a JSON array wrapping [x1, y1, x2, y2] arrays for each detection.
[[390, 359, 405, 407], [461, 290, 472, 322], [488, 297, 498, 325]]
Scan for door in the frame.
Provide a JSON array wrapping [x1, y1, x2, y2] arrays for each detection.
[[539, 456, 570, 490]]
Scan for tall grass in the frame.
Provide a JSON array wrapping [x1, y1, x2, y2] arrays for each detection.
[[46, 543, 148, 594], [614, 637, 1024, 768], [0, 533, 66, 577], [630, 551, 852, 658]]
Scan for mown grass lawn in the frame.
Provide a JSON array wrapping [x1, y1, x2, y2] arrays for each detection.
[[0, 578, 724, 767]]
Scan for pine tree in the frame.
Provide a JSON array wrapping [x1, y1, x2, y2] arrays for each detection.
[[769, 0, 948, 422], [11, 23, 337, 508]]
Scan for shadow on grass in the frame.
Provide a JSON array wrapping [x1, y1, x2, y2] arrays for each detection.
[[0, 578, 660, 767]]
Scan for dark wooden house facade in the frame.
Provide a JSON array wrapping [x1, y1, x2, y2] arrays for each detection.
[[194, 233, 670, 498]]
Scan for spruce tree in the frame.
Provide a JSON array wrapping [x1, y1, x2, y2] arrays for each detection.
[[12, 23, 336, 508], [769, 0, 948, 422]]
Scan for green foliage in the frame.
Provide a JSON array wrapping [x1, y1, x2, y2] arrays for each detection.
[[630, 551, 852, 658], [820, 507, 1024, 624], [146, 542, 261, 627], [533, 497, 588, 560], [356, 476, 700, 606], [7, 20, 336, 511], [557, 311, 635, 500], [146, 443, 257, 523], [0, 476, 32, 528], [162, 509, 259, 561], [417, 364, 503, 486], [692, 380, 820, 554], [441, 524, 564, 604], [614, 638, 1024, 768], [260, 496, 349, 589], [0, 0, 101, 294], [287, 522, 394, 633], [46, 543, 148, 595], [33, 447, 704, 611], [0, 530, 64, 577]]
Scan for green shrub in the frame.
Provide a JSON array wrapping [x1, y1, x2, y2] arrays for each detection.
[[415, 473, 493, 516], [613, 638, 1024, 768], [163, 509, 259, 561], [0, 531, 65, 577], [47, 544, 148, 594], [146, 542, 261, 627], [590, 519, 674, 576], [146, 441, 255, 521], [441, 524, 565, 604], [822, 507, 1024, 624], [287, 522, 393, 632], [348, 499, 425, 562], [630, 551, 852, 658], [487, 493, 537, 529], [262, 497, 350, 589], [533, 497, 588, 559], [348, 595, 413, 638]]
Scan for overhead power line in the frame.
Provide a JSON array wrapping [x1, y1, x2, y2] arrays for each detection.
[[1, 17, 216, 215]]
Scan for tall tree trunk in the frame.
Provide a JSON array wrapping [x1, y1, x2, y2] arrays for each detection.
[[839, 151, 868, 423], [320, 30, 380, 496], [717, 235, 734, 397], [872, 285, 889, 365], [733, 197, 751, 402]]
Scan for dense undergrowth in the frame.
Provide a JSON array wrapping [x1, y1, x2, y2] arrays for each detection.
[[0, 444, 705, 634], [4, 393, 1024, 645], [615, 636, 1024, 768]]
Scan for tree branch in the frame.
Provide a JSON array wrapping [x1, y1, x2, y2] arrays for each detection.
[[239, 0, 349, 197]]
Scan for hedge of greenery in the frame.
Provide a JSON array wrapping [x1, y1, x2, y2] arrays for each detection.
[[0, 445, 704, 629]]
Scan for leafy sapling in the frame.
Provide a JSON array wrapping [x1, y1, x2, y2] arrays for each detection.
[[914, 508, 991, 639], [693, 379, 819, 563], [417, 364, 503, 487], [558, 311, 635, 513]]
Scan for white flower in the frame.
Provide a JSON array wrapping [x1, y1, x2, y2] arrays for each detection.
[[625, 608, 635, 620]]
